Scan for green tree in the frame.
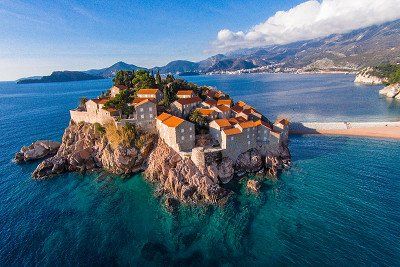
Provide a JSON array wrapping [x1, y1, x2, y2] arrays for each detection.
[[155, 70, 162, 85], [103, 90, 134, 116], [189, 110, 207, 126], [79, 97, 88, 108], [165, 74, 175, 84], [131, 70, 156, 90]]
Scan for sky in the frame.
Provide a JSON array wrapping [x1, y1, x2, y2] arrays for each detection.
[[0, 0, 399, 81]]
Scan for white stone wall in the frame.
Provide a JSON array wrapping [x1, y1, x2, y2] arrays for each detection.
[[70, 110, 114, 125]]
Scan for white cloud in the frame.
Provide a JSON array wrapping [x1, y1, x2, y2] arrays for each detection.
[[213, 0, 400, 51]]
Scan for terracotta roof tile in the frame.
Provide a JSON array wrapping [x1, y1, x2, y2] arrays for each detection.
[[203, 99, 217, 106], [196, 108, 216, 116], [156, 112, 172, 122], [213, 118, 231, 128], [177, 90, 194, 96], [134, 98, 155, 106], [235, 116, 247, 123], [217, 99, 232, 106], [238, 121, 256, 129], [223, 127, 242, 136], [254, 120, 272, 129], [231, 105, 243, 113], [163, 116, 185, 127], [176, 96, 202, 106], [92, 98, 109, 104], [277, 118, 290, 126], [215, 105, 230, 112], [137, 88, 160, 95]]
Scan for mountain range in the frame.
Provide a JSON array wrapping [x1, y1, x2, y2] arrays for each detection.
[[17, 19, 400, 82]]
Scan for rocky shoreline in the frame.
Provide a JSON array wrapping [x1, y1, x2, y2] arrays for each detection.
[[16, 120, 291, 205]]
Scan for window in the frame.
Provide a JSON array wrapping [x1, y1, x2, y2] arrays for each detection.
[[149, 114, 153, 119], [181, 128, 185, 133], [264, 130, 267, 134], [231, 137, 234, 141], [247, 135, 249, 138], [140, 108, 143, 112], [140, 114, 144, 119], [189, 135, 192, 139], [181, 136, 185, 140], [247, 141, 250, 145], [189, 127, 192, 131], [149, 107, 152, 112]]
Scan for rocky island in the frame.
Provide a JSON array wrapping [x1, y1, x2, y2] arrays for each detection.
[[17, 70, 291, 205]]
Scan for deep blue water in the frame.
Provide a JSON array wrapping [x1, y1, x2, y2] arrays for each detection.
[[1, 75, 399, 265], [185, 73, 400, 122]]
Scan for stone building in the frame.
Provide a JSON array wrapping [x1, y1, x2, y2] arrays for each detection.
[[212, 105, 231, 118], [217, 99, 232, 107], [156, 113, 195, 152], [136, 88, 163, 102], [110, 85, 128, 98], [195, 108, 218, 120], [177, 90, 195, 99], [202, 99, 217, 108], [171, 96, 202, 117]]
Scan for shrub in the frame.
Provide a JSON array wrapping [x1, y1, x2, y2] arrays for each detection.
[[93, 122, 105, 135]]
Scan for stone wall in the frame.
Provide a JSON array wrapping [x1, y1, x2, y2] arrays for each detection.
[[70, 110, 114, 125]]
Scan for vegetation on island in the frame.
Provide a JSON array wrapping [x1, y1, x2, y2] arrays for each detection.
[[105, 70, 211, 117], [368, 63, 400, 84]]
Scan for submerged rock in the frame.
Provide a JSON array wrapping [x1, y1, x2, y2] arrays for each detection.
[[247, 179, 261, 193], [14, 140, 60, 163]]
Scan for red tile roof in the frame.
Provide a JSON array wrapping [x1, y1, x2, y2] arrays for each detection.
[[91, 98, 109, 104], [277, 118, 290, 126], [157, 112, 172, 122], [175, 96, 202, 106], [213, 118, 231, 128], [217, 99, 232, 106], [215, 105, 230, 112], [163, 116, 185, 128], [137, 88, 160, 95], [203, 99, 217, 106], [238, 121, 256, 129], [196, 108, 216, 116], [223, 127, 242, 136], [177, 90, 194, 96], [254, 120, 272, 129]]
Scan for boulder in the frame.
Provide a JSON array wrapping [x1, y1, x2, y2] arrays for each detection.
[[379, 83, 400, 98], [235, 148, 263, 173], [14, 140, 61, 163]]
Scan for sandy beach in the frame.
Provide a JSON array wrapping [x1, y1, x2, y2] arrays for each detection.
[[290, 121, 400, 140]]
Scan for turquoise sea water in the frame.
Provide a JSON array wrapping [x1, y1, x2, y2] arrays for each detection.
[[1, 75, 399, 265]]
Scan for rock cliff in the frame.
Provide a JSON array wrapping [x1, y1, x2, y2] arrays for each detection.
[[28, 120, 291, 205], [32, 121, 156, 179], [354, 67, 387, 85], [145, 139, 291, 204]]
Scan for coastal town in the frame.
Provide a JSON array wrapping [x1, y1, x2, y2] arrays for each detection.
[[70, 83, 289, 163]]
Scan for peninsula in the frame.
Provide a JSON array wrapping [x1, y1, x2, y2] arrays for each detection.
[[17, 71, 104, 84], [20, 70, 291, 205]]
